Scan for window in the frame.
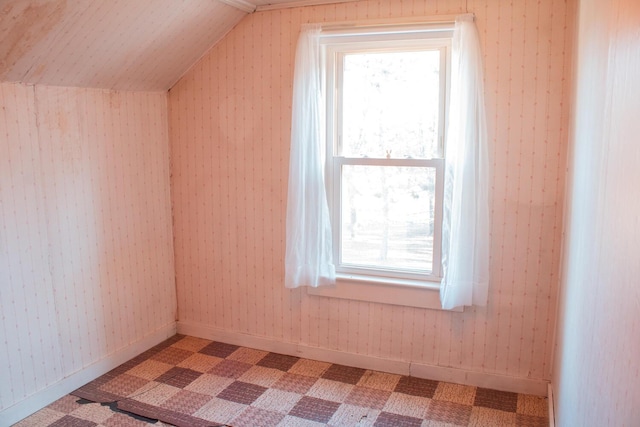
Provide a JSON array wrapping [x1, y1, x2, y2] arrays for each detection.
[[287, 17, 490, 310], [323, 26, 452, 287]]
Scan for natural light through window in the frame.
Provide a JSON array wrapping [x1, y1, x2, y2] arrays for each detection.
[[324, 31, 451, 284]]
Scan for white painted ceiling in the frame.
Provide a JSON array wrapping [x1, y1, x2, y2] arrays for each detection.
[[0, 0, 357, 91]]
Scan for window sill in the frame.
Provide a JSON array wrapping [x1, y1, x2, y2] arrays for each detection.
[[306, 274, 463, 311]]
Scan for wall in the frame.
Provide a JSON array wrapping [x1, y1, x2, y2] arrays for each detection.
[[0, 82, 176, 422], [553, 0, 640, 424], [169, 0, 574, 393]]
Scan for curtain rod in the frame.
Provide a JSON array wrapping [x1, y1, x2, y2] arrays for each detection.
[[314, 13, 471, 31]]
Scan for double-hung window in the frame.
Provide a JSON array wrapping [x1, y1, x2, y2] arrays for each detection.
[[289, 17, 490, 310], [321, 25, 452, 292]]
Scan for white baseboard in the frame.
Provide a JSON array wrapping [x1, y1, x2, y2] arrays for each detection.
[[177, 321, 549, 397], [548, 383, 555, 427], [1, 322, 176, 426]]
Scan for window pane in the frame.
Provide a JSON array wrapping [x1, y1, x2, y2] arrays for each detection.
[[341, 165, 435, 273], [341, 50, 441, 159]]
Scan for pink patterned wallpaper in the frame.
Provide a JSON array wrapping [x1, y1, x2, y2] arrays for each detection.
[[0, 83, 176, 412], [169, 0, 573, 385]]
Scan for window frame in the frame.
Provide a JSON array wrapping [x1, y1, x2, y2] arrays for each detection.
[[321, 25, 453, 291]]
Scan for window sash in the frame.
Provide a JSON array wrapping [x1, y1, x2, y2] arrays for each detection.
[[323, 29, 450, 285], [328, 158, 444, 282]]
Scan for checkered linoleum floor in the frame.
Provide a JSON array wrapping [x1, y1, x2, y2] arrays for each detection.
[[16, 335, 548, 427]]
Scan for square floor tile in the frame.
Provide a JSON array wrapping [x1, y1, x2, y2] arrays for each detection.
[[49, 415, 98, 427], [394, 376, 439, 398], [473, 388, 518, 412], [468, 406, 517, 426], [374, 411, 423, 427], [433, 382, 476, 406], [184, 373, 234, 396], [273, 372, 318, 394], [306, 378, 354, 401], [426, 399, 473, 425], [344, 386, 392, 410], [382, 392, 429, 418], [227, 347, 270, 365], [257, 352, 301, 371], [98, 374, 149, 396], [357, 370, 402, 391], [517, 394, 548, 417], [199, 341, 240, 358], [217, 381, 268, 405], [327, 403, 380, 427], [47, 395, 83, 414], [321, 364, 366, 385], [208, 359, 252, 378], [155, 367, 202, 388], [171, 336, 212, 353], [126, 359, 174, 381], [238, 365, 285, 387], [192, 397, 246, 424], [159, 389, 211, 414], [289, 396, 342, 423], [231, 406, 285, 427], [515, 413, 549, 427], [176, 352, 222, 373], [150, 346, 193, 365], [252, 388, 303, 413]]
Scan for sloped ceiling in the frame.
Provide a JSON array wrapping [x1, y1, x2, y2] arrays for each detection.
[[1, 0, 356, 91]]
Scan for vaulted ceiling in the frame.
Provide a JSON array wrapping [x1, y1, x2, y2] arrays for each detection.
[[0, 0, 355, 91]]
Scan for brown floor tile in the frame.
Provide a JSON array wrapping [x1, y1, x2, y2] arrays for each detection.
[[374, 411, 423, 427], [257, 352, 301, 371], [154, 366, 202, 388], [321, 364, 366, 384], [394, 376, 439, 398], [473, 387, 518, 412], [47, 394, 83, 414], [21, 335, 550, 427], [217, 380, 268, 404], [49, 415, 98, 427], [198, 341, 240, 358], [289, 396, 342, 423]]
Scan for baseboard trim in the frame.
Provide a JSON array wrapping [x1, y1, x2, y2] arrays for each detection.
[[548, 383, 555, 427], [177, 321, 549, 396], [2, 322, 177, 426]]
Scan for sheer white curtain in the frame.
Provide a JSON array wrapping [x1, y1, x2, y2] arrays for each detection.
[[440, 14, 490, 309], [285, 24, 336, 288]]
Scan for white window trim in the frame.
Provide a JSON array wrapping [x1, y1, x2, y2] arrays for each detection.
[[307, 23, 460, 310]]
